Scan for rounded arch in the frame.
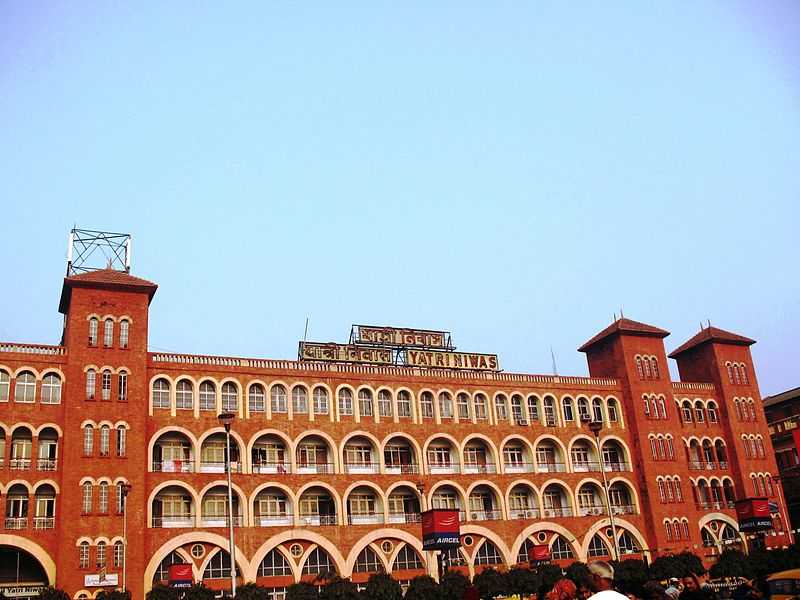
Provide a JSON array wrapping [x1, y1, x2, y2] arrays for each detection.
[[34, 423, 63, 437], [5, 480, 34, 494], [608, 476, 641, 509], [580, 517, 649, 559], [148, 426, 199, 472], [504, 479, 541, 512], [146, 480, 201, 527], [460, 524, 513, 567], [385, 480, 425, 500], [294, 429, 340, 472], [539, 478, 576, 509], [0, 535, 56, 585], [33, 480, 60, 495], [247, 529, 346, 582], [427, 480, 468, 508], [295, 481, 343, 522], [339, 430, 382, 465], [247, 428, 295, 460], [533, 434, 569, 457], [499, 434, 535, 456], [344, 528, 424, 575], [380, 432, 423, 463], [197, 480, 249, 522], [460, 433, 500, 457], [13, 366, 40, 379], [510, 522, 581, 563], [422, 432, 461, 455]]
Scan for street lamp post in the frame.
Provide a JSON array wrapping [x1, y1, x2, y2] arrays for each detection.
[[586, 417, 620, 560], [218, 412, 237, 597], [121, 483, 132, 595]]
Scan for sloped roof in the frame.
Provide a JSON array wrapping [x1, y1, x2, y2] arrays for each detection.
[[578, 318, 669, 352], [668, 326, 755, 358], [763, 386, 800, 408], [59, 268, 157, 313]]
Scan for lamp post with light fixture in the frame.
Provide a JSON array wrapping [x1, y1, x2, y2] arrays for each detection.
[[584, 416, 620, 560], [121, 482, 132, 594], [218, 412, 237, 597]]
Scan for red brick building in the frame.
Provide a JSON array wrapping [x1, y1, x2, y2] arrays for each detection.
[[0, 266, 791, 599]]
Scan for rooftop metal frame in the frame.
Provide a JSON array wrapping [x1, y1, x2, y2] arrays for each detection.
[[66, 227, 131, 275]]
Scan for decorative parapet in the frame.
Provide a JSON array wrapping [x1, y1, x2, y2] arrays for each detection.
[[149, 353, 618, 387], [0, 343, 65, 356], [671, 381, 716, 392]]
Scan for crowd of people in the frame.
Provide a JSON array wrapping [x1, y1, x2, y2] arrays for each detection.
[[541, 561, 767, 600]]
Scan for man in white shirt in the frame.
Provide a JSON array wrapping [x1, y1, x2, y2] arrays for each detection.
[[587, 560, 629, 600]]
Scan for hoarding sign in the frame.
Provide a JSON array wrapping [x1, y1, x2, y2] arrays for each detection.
[[421, 509, 461, 550], [527, 544, 551, 562], [792, 429, 800, 454], [0, 585, 45, 598], [299, 342, 394, 365], [169, 564, 193, 588], [84, 574, 119, 587], [355, 326, 452, 349], [406, 350, 500, 371], [735, 497, 773, 532]]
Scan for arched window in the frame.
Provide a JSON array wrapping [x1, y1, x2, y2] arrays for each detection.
[[41, 373, 62, 404], [378, 390, 393, 417], [649, 437, 658, 460], [204, 550, 233, 579], [748, 401, 757, 422], [726, 363, 734, 384], [765, 475, 774, 496], [707, 402, 718, 423], [733, 365, 741, 385], [302, 547, 336, 576], [313, 387, 329, 414], [100, 425, 111, 456], [393, 544, 423, 571], [420, 392, 434, 419], [511, 394, 524, 424], [457, 393, 470, 420], [665, 521, 673, 541], [526, 395, 539, 422], [658, 397, 667, 419], [666, 436, 675, 460], [643, 397, 651, 417], [292, 386, 308, 414], [79, 541, 90, 569], [199, 381, 216, 411], [643, 357, 651, 379], [82, 482, 93, 514], [494, 395, 508, 421], [259, 549, 292, 577], [14, 371, 36, 403], [119, 319, 130, 349], [576, 397, 589, 422], [247, 384, 265, 413], [118, 371, 128, 401], [543, 396, 557, 426], [756, 437, 765, 458], [681, 401, 693, 423], [675, 479, 684, 502], [98, 482, 109, 513], [741, 365, 749, 385], [88, 317, 99, 346], [175, 380, 193, 410], [635, 356, 644, 379], [96, 541, 107, 567], [588, 534, 610, 558], [222, 382, 239, 412], [359, 389, 374, 417], [550, 536, 574, 560], [270, 385, 287, 414], [83, 425, 94, 456], [695, 402, 705, 423], [152, 379, 170, 410], [0, 369, 9, 402], [113, 540, 124, 568], [619, 531, 640, 553], [592, 398, 603, 423], [650, 358, 660, 379], [439, 392, 453, 419], [338, 388, 354, 416], [397, 390, 412, 417], [116, 426, 126, 457], [116, 482, 126, 514], [101, 369, 112, 401], [103, 318, 114, 348], [607, 399, 619, 423], [657, 479, 666, 502], [354, 547, 384, 573], [474, 540, 503, 565], [562, 397, 574, 422]]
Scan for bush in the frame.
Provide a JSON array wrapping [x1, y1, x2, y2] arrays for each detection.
[[473, 568, 508, 600], [710, 550, 753, 580], [183, 583, 218, 600], [404, 576, 439, 600], [36, 588, 70, 600], [364, 573, 403, 600], [95, 592, 131, 600], [504, 567, 539, 597], [287, 583, 320, 600], [319, 577, 360, 600], [612, 559, 650, 597], [146, 585, 181, 600], [235, 583, 271, 600], [648, 552, 704, 581], [535, 564, 564, 597], [565, 562, 591, 588]]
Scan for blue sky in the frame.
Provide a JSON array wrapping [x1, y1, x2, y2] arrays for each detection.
[[1, 2, 798, 395]]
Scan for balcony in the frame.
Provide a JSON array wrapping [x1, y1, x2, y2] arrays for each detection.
[[503, 462, 535, 474], [603, 462, 630, 472], [199, 461, 242, 474], [509, 508, 540, 520], [348, 513, 385, 525], [255, 513, 293, 527], [33, 517, 55, 530], [469, 509, 502, 521], [252, 461, 290, 475], [152, 514, 195, 528], [9, 459, 31, 471], [152, 460, 194, 473], [36, 459, 57, 472], [296, 462, 335, 475], [428, 462, 460, 475], [542, 507, 573, 518], [385, 464, 420, 475], [388, 512, 422, 524], [572, 461, 601, 473], [299, 514, 337, 526], [343, 462, 379, 475], [611, 504, 637, 515], [200, 514, 243, 528], [537, 462, 567, 473], [696, 501, 735, 511], [4, 517, 28, 530], [462, 463, 497, 475], [578, 505, 607, 517]]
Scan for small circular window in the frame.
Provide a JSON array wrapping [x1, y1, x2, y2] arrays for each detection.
[[605, 528, 614, 538], [380, 540, 394, 554], [290, 543, 304, 557], [191, 543, 205, 558], [536, 532, 548, 543], [462, 535, 474, 547], [710, 521, 719, 531]]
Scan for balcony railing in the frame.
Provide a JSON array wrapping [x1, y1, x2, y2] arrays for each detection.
[[4, 517, 28, 530], [152, 460, 194, 473], [348, 513, 385, 525], [36, 459, 57, 471], [462, 463, 497, 475], [428, 462, 460, 475], [718, 461, 728, 469], [300, 514, 337, 526], [255, 513, 293, 527], [696, 501, 735, 510], [33, 517, 55, 530], [152, 514, 195, 528], [509, 508, 540, 520], [503, 462, 535, 474], [199, 461, 242, 474], [572, 461, 601, 473], [578, 505, 607, 517], [611, 504, 637, 515], [469, 509, 502, 521], [252, 461, 291, 475], [296, 462, 335, 474], [343, 462, 379, 475], [388, 512, 422, 524], [542, 507, 573, 518], [9, 459, 31, 471], [384, 464, 420, 475], [201, 515, 243, 527], [604, 462, 630, 472], [537, 462, 567, 473]]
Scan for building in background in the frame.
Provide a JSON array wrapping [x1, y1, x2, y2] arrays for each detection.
[[764, 386, 800, 533], [0, 235, 791, 599]]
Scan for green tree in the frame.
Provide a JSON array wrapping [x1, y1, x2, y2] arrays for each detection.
[[404, 576, 439, 600], [648, 553, 703, 581], [504, 567, 539, 597], [534, 564, 563, 596], [439, 571, 469, 600], [95, 591, 131, 600], [612, 559, 649, 596], [287, 583, 320, 600], [710, 550, 753, 580], [36, 588, 70, 600], [565, 563, 590, 587], [182, 583, 217, 600], [473, 568, 507, 600], [363, 573, 403, 600], [320, 577, 360, 600], [146, 584, 181, 600], [235, 583, 271, 600]]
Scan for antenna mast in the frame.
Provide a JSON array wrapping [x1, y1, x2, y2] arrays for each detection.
[[67, 227, 132, 276]]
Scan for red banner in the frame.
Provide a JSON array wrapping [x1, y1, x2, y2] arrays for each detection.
[[792, 429, 800, 454], [168, 564, 193, 587], [527, 544, 550, 561]]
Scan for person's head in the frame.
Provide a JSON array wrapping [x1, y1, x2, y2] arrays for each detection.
[[588, 561, 615, 592], [546, 578, 577, 600], [577, 584, 592, 600], [642, 581, 669, 600], [668, 579, 679, 588], [681, 576, 699, 592]]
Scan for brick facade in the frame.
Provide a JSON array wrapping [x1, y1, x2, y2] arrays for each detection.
[[0, 268, 790, 599]]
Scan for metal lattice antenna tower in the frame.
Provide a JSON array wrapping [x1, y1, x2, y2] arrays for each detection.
[[66, 228, 131, 275]]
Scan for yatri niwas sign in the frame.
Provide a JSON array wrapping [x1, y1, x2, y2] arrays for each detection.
[[355, 325, 452, 349], [299, 342, 393, 365], [406, 350, 499, 371]]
